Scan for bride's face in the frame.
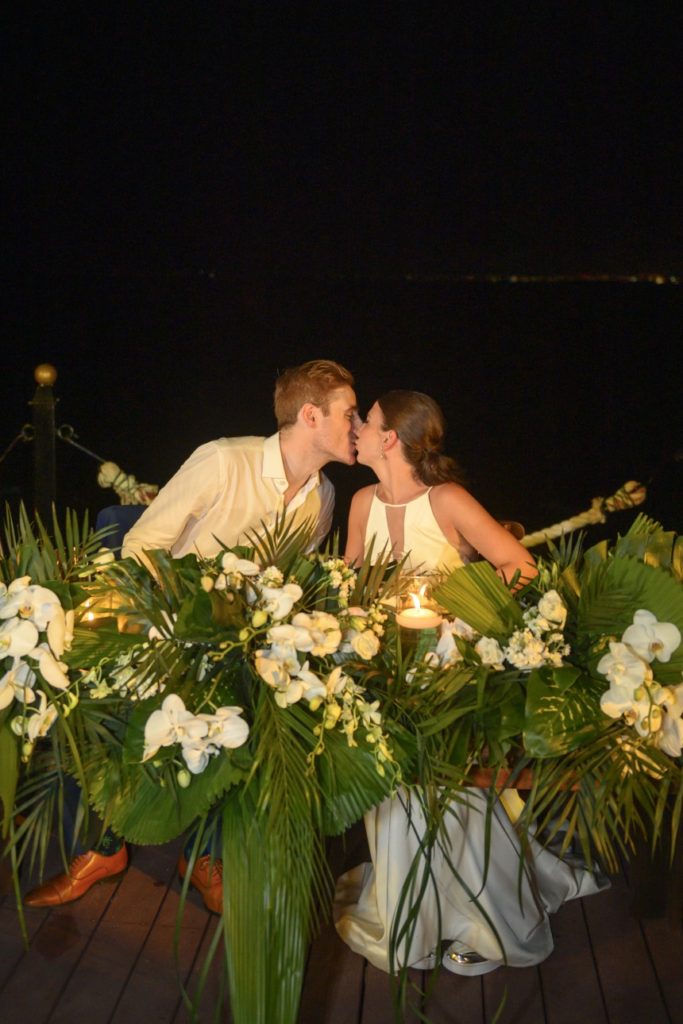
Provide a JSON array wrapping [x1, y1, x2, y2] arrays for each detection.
[[355, 402, 387, 466]]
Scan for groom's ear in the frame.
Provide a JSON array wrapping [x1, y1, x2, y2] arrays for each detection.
[[300, 402, 319, 428]]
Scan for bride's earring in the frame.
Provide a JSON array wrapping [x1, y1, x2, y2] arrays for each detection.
[[379, 442, 386, 460]]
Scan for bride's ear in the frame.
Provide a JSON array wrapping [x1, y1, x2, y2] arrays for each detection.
[[382, 429, 398, 451]]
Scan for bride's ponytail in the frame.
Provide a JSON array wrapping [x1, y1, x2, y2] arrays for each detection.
[[415, 447, 461, 485], [378, 391, 463, 486]]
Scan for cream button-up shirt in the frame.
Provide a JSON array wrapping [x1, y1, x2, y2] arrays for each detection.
[[121, 433, 334, 563]]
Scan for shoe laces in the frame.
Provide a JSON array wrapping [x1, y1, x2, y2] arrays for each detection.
[[198, 855, 223, 880]]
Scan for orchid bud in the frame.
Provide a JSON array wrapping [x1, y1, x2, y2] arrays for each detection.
[[200, 575, 214, 592], [252, 609, 268, 629], [177, 768, 192, 789]]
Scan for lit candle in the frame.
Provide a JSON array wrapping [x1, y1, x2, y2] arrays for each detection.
[[396, 591, 443, 630]]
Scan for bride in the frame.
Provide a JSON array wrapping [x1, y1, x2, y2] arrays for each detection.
[[334, 390, 607, 975]]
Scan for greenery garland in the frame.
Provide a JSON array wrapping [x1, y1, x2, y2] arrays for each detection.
[[1, 506, 681, 1023]]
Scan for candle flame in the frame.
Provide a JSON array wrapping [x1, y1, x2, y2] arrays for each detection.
[[408, 584, 428, 610]]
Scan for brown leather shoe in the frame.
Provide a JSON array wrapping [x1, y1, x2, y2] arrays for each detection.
[[178, 854, 223, 914], [24, 846, 129, 907]]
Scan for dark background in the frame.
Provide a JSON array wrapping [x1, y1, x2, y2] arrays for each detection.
[[3, 5, 682, 542]]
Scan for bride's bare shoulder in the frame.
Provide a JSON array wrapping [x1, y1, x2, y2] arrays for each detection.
[[351, 484, 375, 508], [430, 482, 472, 508]]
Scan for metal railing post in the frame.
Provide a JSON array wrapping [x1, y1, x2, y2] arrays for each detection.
[[30, 363, 58, 522]]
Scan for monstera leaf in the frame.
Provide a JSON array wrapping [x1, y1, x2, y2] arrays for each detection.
[[524, 665, 606, 758]]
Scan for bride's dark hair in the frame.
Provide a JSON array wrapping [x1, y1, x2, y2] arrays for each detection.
[[377, 390, 463, 485]]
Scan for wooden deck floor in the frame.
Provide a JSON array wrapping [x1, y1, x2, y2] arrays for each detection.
[[1, 826, 682, 1024]]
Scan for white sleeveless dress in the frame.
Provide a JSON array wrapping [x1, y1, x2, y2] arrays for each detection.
[[333, 489, 607, 973]]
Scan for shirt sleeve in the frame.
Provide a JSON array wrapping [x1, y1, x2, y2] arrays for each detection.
[[121, 441, 226, 563], [313, 475, 335, 548]]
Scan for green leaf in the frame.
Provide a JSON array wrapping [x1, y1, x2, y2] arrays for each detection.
[[84, 746, 251, 845], [434, 561, 523, 639], [524, 666, 606, 757], [0, 719, 19, 837], [578, 557, 683, 684]]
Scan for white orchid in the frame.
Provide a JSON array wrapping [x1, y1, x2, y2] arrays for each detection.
[[622, 610, 681, 664], [47, 607, 75, 659], [28, 643, 71, 690], [597, 642, 650, 690], [267, 622, 314, 653], [255, 652, 292, 690], [326, 665, 350, 696], [0, 658, 37, 710], [291, 611, 341, 656], [260, 582, 303, 621], [181, 737, 213, 774], [142, 694, 207, 761], [197, 706, 250, 749], [0, 617, 40, 658], [0, 580, 62, 630], [658, 684, 683, 757], [26, 690, 59, 741], [220, 552, 260, 577], [628, 683, 670, 738]]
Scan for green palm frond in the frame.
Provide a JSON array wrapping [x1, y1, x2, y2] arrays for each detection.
[[244, 509, 317, 574], [434, 561, 523, 638], [578, 557, 683, 681], [0, 503, 108, 584], [218, 689, 331, 1024], [349, 543, 404, 607], [524, 666, 607, 757]]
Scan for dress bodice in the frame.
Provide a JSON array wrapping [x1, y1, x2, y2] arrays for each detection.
[[364, 488, 465, 574]]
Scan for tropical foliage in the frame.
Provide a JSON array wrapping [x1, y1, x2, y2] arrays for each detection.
[[1, 507, 682, 1023]]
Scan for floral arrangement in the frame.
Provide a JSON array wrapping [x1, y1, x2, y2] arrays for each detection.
[[1, 507, 682, 1024]]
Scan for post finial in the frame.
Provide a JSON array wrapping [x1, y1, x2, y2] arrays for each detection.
[[34, 363, 58, 386]]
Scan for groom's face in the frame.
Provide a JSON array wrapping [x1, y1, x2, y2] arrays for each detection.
[[313, 386, 360, 466]]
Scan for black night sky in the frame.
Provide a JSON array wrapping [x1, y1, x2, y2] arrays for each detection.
[[4, 5, 682, 541]]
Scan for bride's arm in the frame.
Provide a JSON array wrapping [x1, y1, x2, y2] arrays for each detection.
[[431, 483, 537, 588], [344, 487, 373, 567]]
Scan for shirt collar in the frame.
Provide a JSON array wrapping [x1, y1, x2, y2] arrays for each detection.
[[262, 433, 320, 496]]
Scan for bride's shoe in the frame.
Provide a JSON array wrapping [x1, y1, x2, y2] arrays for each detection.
[[442, 941, 502, 976]]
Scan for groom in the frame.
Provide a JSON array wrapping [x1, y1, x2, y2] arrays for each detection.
[[24, 359, 360, 911]]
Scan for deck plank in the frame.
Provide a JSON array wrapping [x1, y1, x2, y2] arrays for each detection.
[[422, 970, 485, 1024], [641, 916, 683, 1024], [539, 898, 607, 1024], [299, 920, 364, 1024], [582, 874, 671, 1024], [0, 879, 122, 1023], [111, 865, 215, 1024], [1, 835, 683, 1024], [47, 842, 179, 1024], [171, 912, 231, 1024], [483, 966, 545, 1024], [361, 964, 423, 1024]]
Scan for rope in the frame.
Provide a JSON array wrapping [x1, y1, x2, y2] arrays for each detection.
[[97, 461, 158, 506], [57, 424, 158, 505], [56, 424, 110, 464], [0, 425, 34, 466], [521, 480, 647, 547]]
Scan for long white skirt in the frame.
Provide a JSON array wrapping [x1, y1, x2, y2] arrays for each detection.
[[334, 788, 608, 973]]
